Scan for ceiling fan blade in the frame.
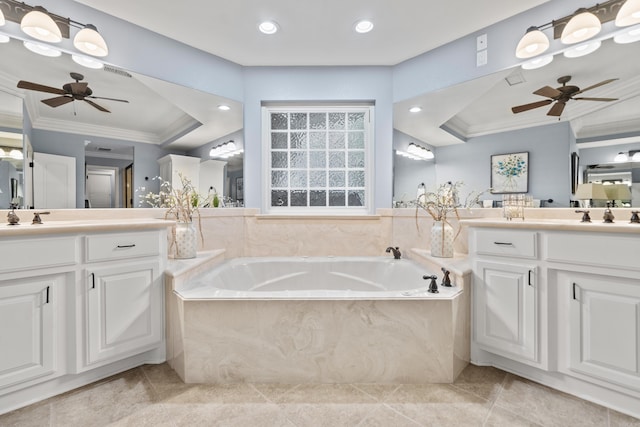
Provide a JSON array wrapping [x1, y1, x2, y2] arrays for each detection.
[[575, 78, 618, 95], [533, 86, 562, 99], [547, 102, 566, 117], [511, 99, 553, 114], [87, 95, 129, 103], [17, 80, 66, 95], [573, 97, 618, 102], [69, 82, 88, 95], [84, 99, 111, 113], [41, 96, 74, 108]]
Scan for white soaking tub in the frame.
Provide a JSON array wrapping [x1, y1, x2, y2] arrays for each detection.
[[166, 256, 470, 384]]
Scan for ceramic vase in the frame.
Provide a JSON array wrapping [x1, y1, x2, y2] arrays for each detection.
[[431, 220, 454, 258], [175, 222, 197, 259]]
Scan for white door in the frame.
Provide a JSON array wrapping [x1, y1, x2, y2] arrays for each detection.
[[86, 261, 162, 366], [569, 273, 640, 392], [0, 275, 59, 388], [474, 260, 538, 362], [86, 167, 116, 208], [33, 152, 76, 209]]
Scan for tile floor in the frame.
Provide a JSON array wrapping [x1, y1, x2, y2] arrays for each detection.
[[1, 363, 639, 427]]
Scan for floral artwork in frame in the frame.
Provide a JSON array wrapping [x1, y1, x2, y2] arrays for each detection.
[[490, 151, 529, 194]]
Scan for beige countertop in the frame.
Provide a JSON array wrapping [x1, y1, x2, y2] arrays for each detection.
[[0, 218, 175, 237], [461, 217, 640, 233]]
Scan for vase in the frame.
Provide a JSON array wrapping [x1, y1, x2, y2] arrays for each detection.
[[430, 220, 454, 258], [174, 222, 198, 259]]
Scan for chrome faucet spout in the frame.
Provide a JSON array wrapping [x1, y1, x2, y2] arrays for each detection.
[[385, 246, 401, 259]]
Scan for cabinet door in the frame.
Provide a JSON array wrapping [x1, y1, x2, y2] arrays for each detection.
[[0, 275, 60, 389], [474, 260, 537, 362], [86, 261, 162, 365], [569, 274, 640, 391]]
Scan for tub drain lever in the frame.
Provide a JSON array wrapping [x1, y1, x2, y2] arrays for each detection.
[[423, 275, 438, 294]]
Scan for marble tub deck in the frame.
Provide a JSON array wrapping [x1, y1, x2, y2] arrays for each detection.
[[1, 362, 638, 426]]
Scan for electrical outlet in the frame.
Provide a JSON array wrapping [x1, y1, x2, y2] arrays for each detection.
[[477, 50, 487, 67], [477, 34, 487, 51]]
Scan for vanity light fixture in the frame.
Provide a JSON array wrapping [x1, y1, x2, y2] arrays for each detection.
[[515, 27, 550, 58], [210, 140, 243, 158], [561, 9, 602, 44], [614, 150, 640, 162], [616, 0, 640, 26], [0, 9, 8, 43], [521, 54, 554, 70], [397, 143, 434, 161], [9, 149, 23, 159], [0, 148, 5, 157], [614, 24, 640, 43], [258, 21, 279, 35], [1, 0, 110, 57], [354, 20, 374, 34], [563, 39, 601, 57]]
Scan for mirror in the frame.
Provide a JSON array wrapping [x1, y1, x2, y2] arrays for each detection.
[[0, 37, 243, 209], [393, 37, 640, 207], [0, 88, 24, 209]]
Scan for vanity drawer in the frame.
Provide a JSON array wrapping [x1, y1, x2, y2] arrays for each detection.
[[545, 232, 640, 271], [85, 231, 160, 263], [473, 229, 537, 259], [0, 235, 78, 273]]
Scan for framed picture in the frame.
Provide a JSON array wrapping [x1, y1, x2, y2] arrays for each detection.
[[490, 151, 529, 194], [571, 152, 579, 195], [236, 177, 243, 200]]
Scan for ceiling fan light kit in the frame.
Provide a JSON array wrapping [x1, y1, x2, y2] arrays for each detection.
[[515, 0, 640, 68]]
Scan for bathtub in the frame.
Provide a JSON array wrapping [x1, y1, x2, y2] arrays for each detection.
[[166, 256, 470, 384], [175, 256, 461, 300]]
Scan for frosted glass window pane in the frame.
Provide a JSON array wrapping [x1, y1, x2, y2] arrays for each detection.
[[290, 132, 307, 149], [272, 152, 288, 168], [271, 190, 288, 206], [310, 171, 326, 187], [348, 171, 365, 187], [329, 113, 345, 130], [329, 171, 345, 187], [290, 113, 307, 130], [291, 190, 307, 206], [271, 132, 288, 149], [329, 132, 345, 149], [309, 132, 326, 149], [329, 190, 345, 206], [348, 132, 365, 149], [348, 113, 365, 130], [271, 113, 288, 130], [348, 151, 365, 168], [310, 113, 326, 129], [309, 151, 326, 168], [348, 190, 365, 206], [310, 190, 326, 206], [290, 151, 307, 168], [329, 152, 345, 168], [291, 171, 308, 187], [271, 171, 288, 187]]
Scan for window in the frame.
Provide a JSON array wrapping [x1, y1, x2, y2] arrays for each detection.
[[262, 105, 373, 214]]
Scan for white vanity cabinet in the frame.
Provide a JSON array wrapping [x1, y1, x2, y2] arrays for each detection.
[[82, 231, 164, 369], [470, 228, 543, 367]]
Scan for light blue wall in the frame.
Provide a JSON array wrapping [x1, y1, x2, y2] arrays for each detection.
[[243, 67, 394, 210], [434, 122, 574, 207]]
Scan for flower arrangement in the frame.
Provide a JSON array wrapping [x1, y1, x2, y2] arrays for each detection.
[[416, 181, 485, 222]]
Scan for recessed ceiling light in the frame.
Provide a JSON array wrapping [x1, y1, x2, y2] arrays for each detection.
[[258, 21, 279, 35], [409, 106, 422, 113], [218, 105, 231, 111], [354, 20, 374, 34]]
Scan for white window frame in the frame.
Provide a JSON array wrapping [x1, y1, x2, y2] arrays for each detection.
[[261, 104, 374, 215]]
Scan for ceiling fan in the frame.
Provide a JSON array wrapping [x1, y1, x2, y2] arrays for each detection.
[[511, 75, 618, 118], [17, 72, 129, 113]]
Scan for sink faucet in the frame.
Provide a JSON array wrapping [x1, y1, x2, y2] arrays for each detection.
[[32, 211, 50, 224], [385, 246, 401, 259]]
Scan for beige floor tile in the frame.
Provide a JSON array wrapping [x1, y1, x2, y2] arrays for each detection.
[[0, 401, 51, 427], [164, 403, 294, 427], [494, 374, 609, 427], [351, 384, 403, 402], [251, 383, 301, 403], [50, 369, 156, 427], [610, 409, 640, 426], [356, 405, 422, 426], [279, 403, 374, 427], [483, 405, 543, 427], [141, 363, 186, 386], [159, 383, 268, 404], [274, 383, 377, 404], [106, 403, 174, 427], [452, 363, 507, 402]]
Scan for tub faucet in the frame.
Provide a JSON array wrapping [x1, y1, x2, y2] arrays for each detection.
[[441, 268, 452, 287], [385, 246, 401, 259], [424, 275, 438, 293]]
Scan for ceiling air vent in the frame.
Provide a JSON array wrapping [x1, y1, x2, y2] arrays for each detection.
[[103, 65, 132, 78], [505, 71, 526, 86]]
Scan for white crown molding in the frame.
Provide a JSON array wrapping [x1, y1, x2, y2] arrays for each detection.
[[0, 112, 22, 129], [30, 116, 162, 144], [156, 114, 201, 144]]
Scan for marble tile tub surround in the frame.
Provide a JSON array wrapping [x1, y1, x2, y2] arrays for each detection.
[[2, 362, 638, 426]]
